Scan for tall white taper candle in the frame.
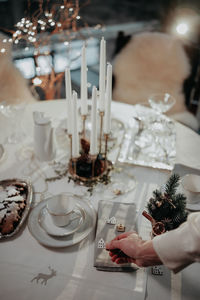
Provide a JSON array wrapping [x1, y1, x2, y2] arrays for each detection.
[[104, 63, 112, 134], [65, 67, 72, 135], [90, 86, 98, 155], [72, 91, 80, 158], [81, 43, 88, 115], [99, 37, 106, 112]]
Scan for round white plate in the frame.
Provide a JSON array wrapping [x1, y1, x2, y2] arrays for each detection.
[[39, 204, 85, 237], [28, 196, 96, 248]]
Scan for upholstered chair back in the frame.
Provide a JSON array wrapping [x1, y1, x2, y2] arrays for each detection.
[[0, 34, 36, 104], [113, 31, 191, 115]]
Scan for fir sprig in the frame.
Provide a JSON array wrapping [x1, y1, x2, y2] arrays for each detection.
[[146, 173, 188, 232], [164, 174, 180, 197]]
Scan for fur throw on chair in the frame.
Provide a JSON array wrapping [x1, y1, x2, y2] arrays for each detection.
[[113, 32, 191, 115], [0, 34, 36, 104]]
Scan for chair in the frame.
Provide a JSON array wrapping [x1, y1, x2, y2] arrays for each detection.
[[112, 31, 199, 131], [0, 34, 36, 104]]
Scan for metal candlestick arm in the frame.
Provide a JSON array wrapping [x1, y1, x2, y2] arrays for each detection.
[[104, 133, 109, 161], [68, 134, 72, 159], [91, 154, 97, 178], [72, 157, 77, 177], [81, 115, 87, 139], [99, 111, 104, 153]]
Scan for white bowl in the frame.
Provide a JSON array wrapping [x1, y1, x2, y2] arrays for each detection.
[[181, 174, 200, 204]]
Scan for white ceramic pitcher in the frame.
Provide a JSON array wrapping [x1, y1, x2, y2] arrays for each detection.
[[33, 111, 55, 161]]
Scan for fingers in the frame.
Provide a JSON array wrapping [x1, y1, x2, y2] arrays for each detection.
[[115, 257, 130, 264], [113, 256, 135, 264], [109, 249, 129, 258], [109, 252, 129, 264], [106, 231, 138, 250], [113, 231, 137, 241], [106, 239, 121, 251]]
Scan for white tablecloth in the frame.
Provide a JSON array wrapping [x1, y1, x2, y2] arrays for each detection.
[[0, 100, 200, 300]]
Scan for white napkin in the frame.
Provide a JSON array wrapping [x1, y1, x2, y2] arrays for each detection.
[[94, 200, 138, 271]]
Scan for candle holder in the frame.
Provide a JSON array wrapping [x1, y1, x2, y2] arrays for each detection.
[[68, 137, 113, 188]]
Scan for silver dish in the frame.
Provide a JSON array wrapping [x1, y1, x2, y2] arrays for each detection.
[[0, 178, 33, 239], [28, 195, 96, 248], [118, 105, 176, 170]]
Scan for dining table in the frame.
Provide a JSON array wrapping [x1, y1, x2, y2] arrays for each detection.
[[0, 99, 200, 300]]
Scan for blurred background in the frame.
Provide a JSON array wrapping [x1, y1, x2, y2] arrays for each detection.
[[0, 0, 200, 130]]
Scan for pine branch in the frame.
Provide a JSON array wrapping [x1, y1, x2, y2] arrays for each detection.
[[152, 189, 162, 199], [146, 173, 188, 232], [173, 193, 187, 210], [164, 174, 180, 197]]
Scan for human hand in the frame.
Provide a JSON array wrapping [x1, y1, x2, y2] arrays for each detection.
[[106, 231, 143, 265], [106, 231, 162, 267]]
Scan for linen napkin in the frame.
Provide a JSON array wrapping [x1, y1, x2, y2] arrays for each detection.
[[94, 200, 138, 271]]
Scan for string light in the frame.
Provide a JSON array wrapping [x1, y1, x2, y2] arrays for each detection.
[[1, 0, 93, 52], [33, 77, 42, 85], [176, 22, 189, 35], [0, 0, 103, 100]]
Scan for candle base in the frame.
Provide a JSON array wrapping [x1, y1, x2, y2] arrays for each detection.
[[68, 155, 112, 186]]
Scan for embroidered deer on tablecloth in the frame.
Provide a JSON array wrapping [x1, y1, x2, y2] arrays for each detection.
[[31, 266, 57, 285]]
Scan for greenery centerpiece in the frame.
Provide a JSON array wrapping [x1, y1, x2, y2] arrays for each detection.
[[145, 174, 188, 234]]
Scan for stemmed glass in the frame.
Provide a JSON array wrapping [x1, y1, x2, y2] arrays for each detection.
[[148, 93, 176, 134], [148, 93, 176, 114], [0, 102, 27, 144]]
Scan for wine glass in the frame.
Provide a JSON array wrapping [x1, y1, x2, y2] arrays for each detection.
[[148, 93, 176, 114], [148, 93, 176, 134]]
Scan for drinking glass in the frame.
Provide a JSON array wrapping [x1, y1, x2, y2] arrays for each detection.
[[148, 93, 176, 114], [148, 93, 176, 134]]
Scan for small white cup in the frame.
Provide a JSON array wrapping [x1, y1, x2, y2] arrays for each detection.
[[46, 194, 75, 227], [181, 174, 200, 204]]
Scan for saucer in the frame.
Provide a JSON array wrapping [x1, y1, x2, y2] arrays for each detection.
[[28, 195, 96, 248], [39, 204, 85, 237]]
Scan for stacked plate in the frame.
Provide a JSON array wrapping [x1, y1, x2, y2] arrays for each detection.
[[28, 194, 96, 248]]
